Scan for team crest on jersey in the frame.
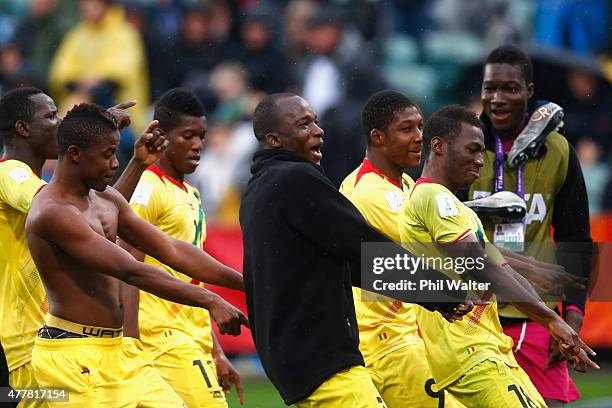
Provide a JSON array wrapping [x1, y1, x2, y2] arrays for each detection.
[[8, 167, 31, 184], [435, 194, 459, 217], [130, 183, 154, 206], [385, 191, 404, 212]]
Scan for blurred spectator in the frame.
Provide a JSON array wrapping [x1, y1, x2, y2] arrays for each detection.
[[13, 0, 78, 80], [430, 0, 533, 49], [187, 120, 259, 224], [162, 5, 223, 90], [209, 61, 261, 123], [301, 6, 380, 118], [48, 0, 149, 130], [561, 68, 612, 154], [283, 0, 317, 70], [534, 0, 610, 55], [124, 4, 171, 100], [226, 8, 288, 94], [319, 67, 385, 187], [0, 43, 46, 92], [576, 138, 609, 214]]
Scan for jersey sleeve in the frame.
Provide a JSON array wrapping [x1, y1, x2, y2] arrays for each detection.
[[0, 163, 46, 213], [128, 171, 166, 224], [411, 184, 474, 243]]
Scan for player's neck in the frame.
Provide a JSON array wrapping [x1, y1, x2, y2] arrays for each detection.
[[366, 151, 403, 188], [51, 163, 92, 198], [421, 165, 457, 194], [2, 145, 45, 176], [157, 158, 184, 184]]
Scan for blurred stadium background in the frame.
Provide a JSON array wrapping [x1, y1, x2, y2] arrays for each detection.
[[0, 0, 610, 406]]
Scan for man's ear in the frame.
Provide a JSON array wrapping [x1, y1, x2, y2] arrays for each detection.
[[14, 120, 29, 138], [265, 132, 282, 148], [527, 82, 534, 100], [370, 129, 384, 146], [67, 145, 81, 163], [431, 137, 446, 156]]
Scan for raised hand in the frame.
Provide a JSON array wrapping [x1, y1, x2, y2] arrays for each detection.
[[132, 120, 168, 167], [107, 100, 136, 130]]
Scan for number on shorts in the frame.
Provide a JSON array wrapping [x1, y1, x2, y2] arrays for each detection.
[[424, 378, 445, 408], [508, 384, 537, 408], [193, 359, 213, 388]]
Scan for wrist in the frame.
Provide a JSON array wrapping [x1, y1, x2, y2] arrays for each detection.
[[200, 291, 221, 310], [128, 157, 148, 170]]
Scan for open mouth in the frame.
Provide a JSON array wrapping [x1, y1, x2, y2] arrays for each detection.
[[187, 157, 200, 166], [310, 144, 323, 162], [490, 110, 512, 122]]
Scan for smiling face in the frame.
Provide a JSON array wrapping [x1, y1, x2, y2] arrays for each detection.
[[445, 123, 485, 190], [380, 106, 423, 170], [481, 63, 533, 138], [162, 114, 207, 176], [269, 96, 324, 164], [78, 130, 120, 192]]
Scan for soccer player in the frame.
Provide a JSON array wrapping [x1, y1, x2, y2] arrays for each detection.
[[240, 93, 466, 407], [25, 103, 248, 407], [398, 105, 597, 408], [340, 90, 461, 407], [466, 45, 592, 406], [120, 88, 242, 407], [0, 87, 164, 406]]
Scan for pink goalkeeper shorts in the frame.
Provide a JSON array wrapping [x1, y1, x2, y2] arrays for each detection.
[[503, 320, 580, 403]]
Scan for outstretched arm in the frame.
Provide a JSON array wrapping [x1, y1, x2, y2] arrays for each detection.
[[30, 204, 247, 335], [113, 189, 244, 291]]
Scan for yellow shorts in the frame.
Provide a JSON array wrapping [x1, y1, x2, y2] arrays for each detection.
[[446, 358, 546, 408], [32, 336, 185, 407], [9, 362, 48, 408], [297, 365, 387, 408], [367, 344, 465, 408], [153, 343, 227, 408]]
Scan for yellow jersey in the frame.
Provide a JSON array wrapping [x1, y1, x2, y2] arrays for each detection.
[[129, 165, 212, 358], [340, 158, 421, 366], [0, 159, 47, 371], [398, 178, 516, 389]]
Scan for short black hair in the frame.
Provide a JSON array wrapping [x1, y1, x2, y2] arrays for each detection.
[[0, 87, 45, 144], [252, 93, 296, 141], [362, 90, 418, 144], [422, 105, 483, 160], [58, 103, 118, 155], [484, 44, 533, 84], [154, 88, 205, 132]]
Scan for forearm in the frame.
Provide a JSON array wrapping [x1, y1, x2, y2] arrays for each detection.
[[113, 158, 147, 201], [168, 240, 244, 291], [123, 261, 222, 309]]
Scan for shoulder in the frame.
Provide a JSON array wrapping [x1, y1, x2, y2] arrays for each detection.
[[0, 159, 37, 181], [544, 131, 570, 155]]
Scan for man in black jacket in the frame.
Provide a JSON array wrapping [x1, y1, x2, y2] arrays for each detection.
[[240, 93, 465, 407]]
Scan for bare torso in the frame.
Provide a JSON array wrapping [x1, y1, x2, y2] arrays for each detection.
[[26, 186, 125, 328]]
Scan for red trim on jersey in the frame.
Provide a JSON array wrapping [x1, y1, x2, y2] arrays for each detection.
[[0, 158, 6, 163], [452, 229, 472, 242], [147, 164, 187, 191], [354, 158, 403, 189], [409, 177, 434, 198]]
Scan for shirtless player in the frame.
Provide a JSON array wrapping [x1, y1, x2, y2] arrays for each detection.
[[25, 103, 247, 407]]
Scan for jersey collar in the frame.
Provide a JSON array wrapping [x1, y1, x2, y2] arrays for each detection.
[[147, 163, 189, 192], [355, 158, 408, 190]]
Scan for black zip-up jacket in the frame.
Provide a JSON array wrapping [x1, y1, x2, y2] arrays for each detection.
[[240, 149, 456, 404]]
